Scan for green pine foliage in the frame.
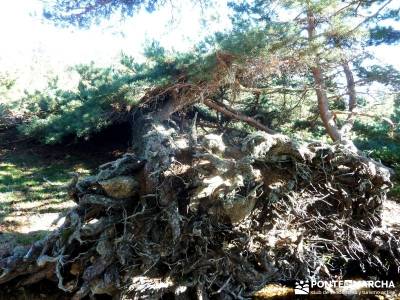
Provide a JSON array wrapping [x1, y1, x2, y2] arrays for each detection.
[[368, 26, 400, 46], [15, 42, 219, 144], [18, 62, 142, 144], [0, 73, 17, 125], [354, 121, 400, 166], [43, 0, 162, 27], [0, 73, 16, 97]]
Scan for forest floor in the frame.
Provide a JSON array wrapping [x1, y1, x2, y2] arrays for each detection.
[[0, 127, 128, 254]]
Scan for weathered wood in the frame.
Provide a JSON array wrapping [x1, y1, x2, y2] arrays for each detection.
[[0, 121, 396, 299]]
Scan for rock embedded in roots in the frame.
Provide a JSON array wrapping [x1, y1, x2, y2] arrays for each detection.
[[98, 176, 139, 199]]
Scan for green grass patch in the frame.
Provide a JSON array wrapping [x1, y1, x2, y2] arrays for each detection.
[[0, 148, 97, 232]]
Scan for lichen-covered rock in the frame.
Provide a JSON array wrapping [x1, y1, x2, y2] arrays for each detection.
[[202, 133, 226, 154], [98, 176, 138, 199], [219, 183, 261, 224]]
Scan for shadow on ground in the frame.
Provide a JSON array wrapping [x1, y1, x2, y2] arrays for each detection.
[[0, 126, 129, 244]]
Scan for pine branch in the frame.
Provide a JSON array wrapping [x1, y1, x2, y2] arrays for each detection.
[[203, 99, 276, 134]]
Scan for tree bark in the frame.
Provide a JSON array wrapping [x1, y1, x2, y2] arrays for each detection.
[[306, 8, 342, 142], [340, 61, 357, 139], [203, 99, 276, 134], [153, 96, 198, 121]]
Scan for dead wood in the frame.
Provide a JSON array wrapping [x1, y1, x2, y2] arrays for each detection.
[[0, 118, 397, 299]]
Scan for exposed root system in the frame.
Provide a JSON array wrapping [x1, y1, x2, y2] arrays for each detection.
[[0, 122, 397, 299]]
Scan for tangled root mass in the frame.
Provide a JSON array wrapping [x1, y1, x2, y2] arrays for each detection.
[[0, 121, 397, 299]]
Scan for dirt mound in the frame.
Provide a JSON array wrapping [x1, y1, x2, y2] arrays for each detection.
[[0, 121, 397, 299]]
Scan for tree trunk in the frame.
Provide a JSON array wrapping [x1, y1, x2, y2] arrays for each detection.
[[306, 8, 342, 142], [340, 61, 357, 139]]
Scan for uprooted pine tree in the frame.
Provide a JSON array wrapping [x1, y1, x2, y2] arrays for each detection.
[[0, 53, 398, 299]]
